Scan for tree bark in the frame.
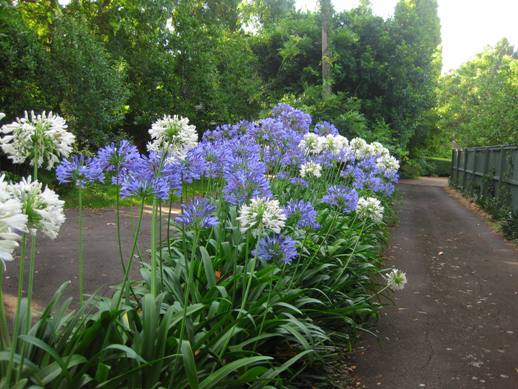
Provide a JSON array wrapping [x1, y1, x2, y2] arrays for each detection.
[[320, 0, 332, 97]]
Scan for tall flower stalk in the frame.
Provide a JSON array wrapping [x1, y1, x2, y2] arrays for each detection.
[[57, 154, 102, 304]]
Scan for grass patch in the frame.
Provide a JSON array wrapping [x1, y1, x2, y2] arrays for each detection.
[[59, 179, 217, 208]]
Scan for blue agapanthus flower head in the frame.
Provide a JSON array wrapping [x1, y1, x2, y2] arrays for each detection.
[[313, 121, 339, 136], [176, 197, 219, 228], [223, 169, 272, 206], [289, 177, 309, 188], [285, 200, 320, 229], [180, 148, 207, 184], [322, 185, 359, 214], [120, 154, 170, 200], [254, 234, 298, 264], [94, 140, 141, 184], [56, 154, 104, 187], [271, 103, 311, 134], [190, 141, 227, 178]]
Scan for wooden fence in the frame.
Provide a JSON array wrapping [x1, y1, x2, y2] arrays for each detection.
[[451, 145, 518, 212]]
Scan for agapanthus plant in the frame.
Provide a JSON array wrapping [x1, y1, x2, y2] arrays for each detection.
[[147, 115, 198, 164], [120, 154, 171, 200], [300, 161, 322, 179], [56, 154, 103, 187], [385, 268, 407, 291], [0, 111, 75, 172], [254, 234, 298, 264], [322, 185, 359, 214], [8, 177, 65, 239], [176, 197, 219, 229], [56, 154, 102, 304], [357, 196, 384, 223], [94, 140, 141, 183], [238, 197, 286, 236], [285, 200, 320, 229], [0, 176, 27, 267]]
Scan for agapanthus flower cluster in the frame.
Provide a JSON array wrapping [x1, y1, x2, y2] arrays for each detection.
[[0, 175, 28, 266], [94, 140, 141, 183], [322, 185, 359, 214], [119, 153, 171, 200], [299, 133, 324, 156], [300, 161, 322, 178], [357, 196, 384, 223], [237, 197, 286, 236], [147, 115, 198, 163], [8, 177, 65, 239], [56, 154, 103, 187], [385, 268, 407, 291], [314, 121, 339, 136], [176, 198, 219, 229], [0, 111, 75, 169], [271, 103, 311, 134], [222, 141, 272, 205], [254, 234, 298, 264], [285, 200, 320, 229]]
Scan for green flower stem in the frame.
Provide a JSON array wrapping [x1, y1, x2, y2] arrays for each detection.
[[217, 231, 258, 361], [166, 197, 174, 260], [78, 186, 84, 306], [159, 200, 164, 288], [150, 197, 159, 297], [290, 212, 340, 289], [5, 234, 27, 387], [25, 231, 37, 331], [168, 225, 198, 387], [115, 198, 145, 310], [333, 218, 367, 287], [115, 177, 127, 275], [0, 264, 9, 370]]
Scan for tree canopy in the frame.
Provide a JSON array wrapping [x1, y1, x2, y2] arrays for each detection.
[[437, 39, 518, 148], [4, 0, 488, 162]]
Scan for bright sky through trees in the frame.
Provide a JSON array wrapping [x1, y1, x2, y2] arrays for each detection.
[[296, 0, 518, 73]]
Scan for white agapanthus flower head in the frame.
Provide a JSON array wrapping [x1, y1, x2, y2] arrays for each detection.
[[357, 196, 384, 223], [0, 112, 5, 121], [0, 175, 28, 266], [321, 134, 348, 155], [147, 115, 198, 163], [300, 161, 322, 178], [0, 111, 75, 169], [237, 197, 286, 236], [376, 154, 400, 174], [8, 177, 65, 239], [369, 141, 390, 157], [349, 137, 369, 160], [385, 268, 407, 291], [299, 133, 324, 156]]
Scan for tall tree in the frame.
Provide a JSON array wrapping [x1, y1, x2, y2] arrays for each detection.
[[320, 0, 332, 96], [438, 39, 518, 147]]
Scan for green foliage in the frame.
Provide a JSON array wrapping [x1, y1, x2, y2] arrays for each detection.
[[437, 39, 518, 147], [47, 16, 129, 146], [421, 157, 451, 177], [1, 0, 445, 154], [0, 2, 51, 117]]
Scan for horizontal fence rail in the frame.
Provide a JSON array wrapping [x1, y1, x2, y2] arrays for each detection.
[[451, 144, 518, 212]]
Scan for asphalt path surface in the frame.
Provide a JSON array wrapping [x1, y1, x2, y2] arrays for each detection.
[[2, 206, 178, 317], [353, 178, 518, 389]]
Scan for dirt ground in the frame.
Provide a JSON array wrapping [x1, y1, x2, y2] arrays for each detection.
[[352, 178, 518, 389]]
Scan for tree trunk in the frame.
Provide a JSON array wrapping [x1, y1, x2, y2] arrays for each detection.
[[320, 0, 332, 97]]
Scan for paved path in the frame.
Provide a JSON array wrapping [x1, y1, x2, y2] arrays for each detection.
[[354, 178, 518, 389], [3, 206, 178, 317]]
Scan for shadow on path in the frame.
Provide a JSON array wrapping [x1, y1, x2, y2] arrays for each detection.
[[354, 177, 518, 389]]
